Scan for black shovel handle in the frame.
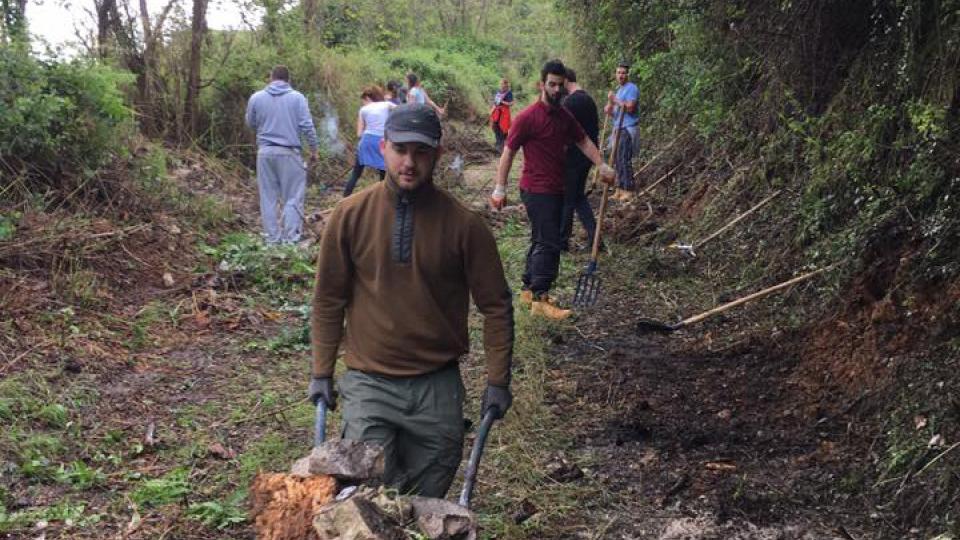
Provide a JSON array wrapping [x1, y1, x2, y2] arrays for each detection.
[[458, 408, 498, 508], [314, 401, 328, 447]]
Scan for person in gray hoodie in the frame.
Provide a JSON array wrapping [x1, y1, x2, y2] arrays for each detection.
[[245, 65, 319, 245]]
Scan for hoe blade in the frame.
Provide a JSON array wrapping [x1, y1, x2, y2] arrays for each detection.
[[573, 272, 601, 307]]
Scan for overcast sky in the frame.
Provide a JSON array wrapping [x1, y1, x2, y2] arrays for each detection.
[[27, 0, 261, 53]]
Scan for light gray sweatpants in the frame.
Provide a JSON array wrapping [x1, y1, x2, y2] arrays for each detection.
[[256, 146, 306, 244]]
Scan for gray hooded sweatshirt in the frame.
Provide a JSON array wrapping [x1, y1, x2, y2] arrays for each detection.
[[245, 81, 319, 150]]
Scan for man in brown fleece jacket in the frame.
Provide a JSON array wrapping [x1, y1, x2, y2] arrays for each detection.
[[308, 104, 515, 497]]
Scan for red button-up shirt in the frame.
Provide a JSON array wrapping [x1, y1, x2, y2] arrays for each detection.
[[506, 100, 586, 195]]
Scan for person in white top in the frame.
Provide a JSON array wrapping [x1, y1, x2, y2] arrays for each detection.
[[343, 86, 396, 197], [405, 72, 445, 117]]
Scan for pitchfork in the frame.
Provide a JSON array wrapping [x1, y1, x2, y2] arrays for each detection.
[[573, 108, 625, 307]]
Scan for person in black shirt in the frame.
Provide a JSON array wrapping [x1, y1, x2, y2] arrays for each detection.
[[560, 68, 599, 251], [385, 80, 407, 106]]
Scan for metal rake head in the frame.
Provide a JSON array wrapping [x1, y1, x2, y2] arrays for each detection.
[[573, 272, 601, 307]]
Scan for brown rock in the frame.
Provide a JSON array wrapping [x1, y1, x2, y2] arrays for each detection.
[[207, 442, 237, 460], [545, 458, 584, 483], [250, 472, 338, 540], [291, 440, 385, 481], [509, 498, 538, 525]]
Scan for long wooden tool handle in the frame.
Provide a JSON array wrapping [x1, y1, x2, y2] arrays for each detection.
[[632, 129, 687, 179], [585, 113, 610, 189], [636, 162, 682, 198], [596, 114, 610, 163], [590, 105, 626, 261], [696, 190, 782, 248], [680, 266, 830, 327]]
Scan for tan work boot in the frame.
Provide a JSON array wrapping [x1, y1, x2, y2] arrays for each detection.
[[519, 289, 534, 306], [530, 296, 572, 320]]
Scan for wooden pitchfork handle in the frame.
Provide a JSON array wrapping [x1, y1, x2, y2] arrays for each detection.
[[583, 114, 609, 197], [589, 104, 627, 262]]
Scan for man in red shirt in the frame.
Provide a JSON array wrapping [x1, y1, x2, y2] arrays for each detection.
[[490, 60, 615, 320]]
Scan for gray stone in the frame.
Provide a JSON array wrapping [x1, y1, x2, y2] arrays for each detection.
[[291, 440, 385, 481], [313, 497, 405, 540], [409, 496, 477, 540]]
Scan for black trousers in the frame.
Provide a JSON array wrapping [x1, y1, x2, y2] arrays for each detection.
[[344, 163, 385, 197], [561, 161, 597, 250], [493, 124, 507, 154], [520, 190, 565, 296]]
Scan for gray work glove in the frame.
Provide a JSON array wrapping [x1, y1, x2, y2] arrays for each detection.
[[481, 384, 512, 420], [308, 376, 337, 410]]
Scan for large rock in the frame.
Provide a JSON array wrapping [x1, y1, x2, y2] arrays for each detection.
[[291, 440, 385, 481], [409, 497, 477, 540], [311, 487, 478, 540], [313, 496, 405, 540]]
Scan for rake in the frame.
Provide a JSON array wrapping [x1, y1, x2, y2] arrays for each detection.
[[573, 108, 625, 307]]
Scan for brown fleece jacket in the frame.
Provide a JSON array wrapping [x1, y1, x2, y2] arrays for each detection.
[[311, 179, 514, 386]]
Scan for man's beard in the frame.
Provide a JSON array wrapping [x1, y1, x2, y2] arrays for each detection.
[[387, 161, 436, 191], [545, 91, 562, 106]]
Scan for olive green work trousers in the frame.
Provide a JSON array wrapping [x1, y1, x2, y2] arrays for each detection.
[[338, 362, 465, 497]]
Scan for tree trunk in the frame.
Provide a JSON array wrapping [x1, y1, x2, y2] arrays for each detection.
[[96, 0, 115, 58], [1, 0, 28, 42], [475, 0, 487, 35], [136, 0, 174, 137], [302, 0, 316, 37], [138, 0, 155, 134], [183, 0, 208, 140]]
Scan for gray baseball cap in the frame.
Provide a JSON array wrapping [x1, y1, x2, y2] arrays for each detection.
[[385, 104, 442, 148]]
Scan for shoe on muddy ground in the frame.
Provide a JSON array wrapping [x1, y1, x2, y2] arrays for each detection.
[[530, 295, 572, 320], [519, 289, 534, 306]]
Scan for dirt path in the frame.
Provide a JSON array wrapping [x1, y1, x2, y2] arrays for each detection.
[[453, 153, 877, 539], [2, 140, 885, 540]]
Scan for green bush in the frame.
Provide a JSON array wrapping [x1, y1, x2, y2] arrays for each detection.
[[0, 47, 133, 191]]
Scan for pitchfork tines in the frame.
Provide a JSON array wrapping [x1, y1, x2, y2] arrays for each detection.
[[573, 261, 601, 307]]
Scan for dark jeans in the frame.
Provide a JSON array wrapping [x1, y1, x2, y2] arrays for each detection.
[[615, 127, 635, 190], [561, 160, 597, 250], [520, 190, 564, 296], [344, 162, 385, 197], [493, 124, 507, 154]]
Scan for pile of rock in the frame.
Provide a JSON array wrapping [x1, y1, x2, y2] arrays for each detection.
[[250, 440, 477, 540]]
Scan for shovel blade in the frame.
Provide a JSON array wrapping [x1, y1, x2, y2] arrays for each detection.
[[635, 318, 680, 334], [573, 272, 601, 307]]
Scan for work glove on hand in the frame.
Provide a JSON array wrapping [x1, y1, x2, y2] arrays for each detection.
[[598, 163, 616, 185], [481, 384, 512, 420], [490, 185, 506, 211], [308, 377, 337, 410]]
